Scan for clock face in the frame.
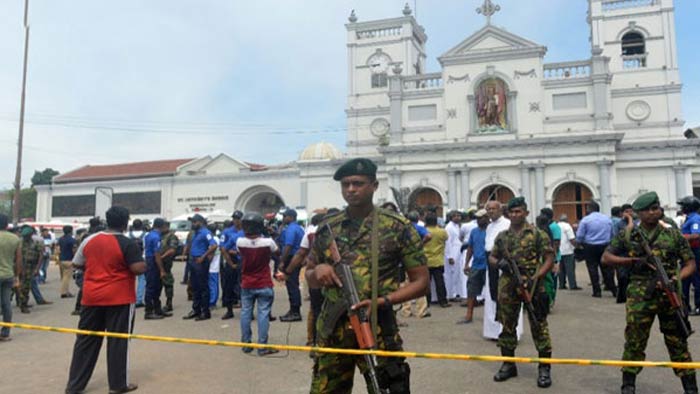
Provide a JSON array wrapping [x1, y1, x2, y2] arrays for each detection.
[[370, 118, 390, 136], [368, 53, 391, 74]]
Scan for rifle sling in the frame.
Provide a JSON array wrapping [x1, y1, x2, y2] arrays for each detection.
[[370, 207, 379, 344]]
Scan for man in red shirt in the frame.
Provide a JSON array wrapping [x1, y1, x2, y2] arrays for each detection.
[[236, 212, 280, 356], [65, 206, 146, 394]]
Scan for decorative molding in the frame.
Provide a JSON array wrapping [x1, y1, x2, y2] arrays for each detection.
[[613, 120, 685, 130], [625, 100, 651, 122], [402, 89, 444, 99], [529, 102, 541, 112], [514, 69, 537, 79], [402, 125, 443, 134], [543, 114, 596, 124], [446, 108, 457, 119], [541, 77, 594, 89], [439, 46, 546, 67], [447, 73, 471, 84], [610, 83, 682, 98], [345, 106, 390, 117]]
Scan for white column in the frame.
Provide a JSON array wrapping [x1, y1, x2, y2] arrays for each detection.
[[519, 162, 531, 202], [300, 181, 308, 209], [447, 168, 458, 210], [534, 163, 546, 214], [389, 66, 403, 144], [597, 160, 613, 216], [674, 166, 689, 202], [460, 165, 471, 209], [388, 168, 402, 190]]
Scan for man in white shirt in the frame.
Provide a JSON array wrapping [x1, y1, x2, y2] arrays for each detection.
[[444, 211, 466, 301], [557, 214, 581, 290]]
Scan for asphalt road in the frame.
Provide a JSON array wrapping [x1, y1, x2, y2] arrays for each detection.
[[3, 262, 698, 394]]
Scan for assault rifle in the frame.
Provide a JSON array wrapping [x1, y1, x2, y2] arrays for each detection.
[[638, 233, 694, 339], [498, 239, 542, 326], [327, 225, 386, 394]]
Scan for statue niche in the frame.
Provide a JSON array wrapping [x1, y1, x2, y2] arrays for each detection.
[[476, 78, 508, 132]]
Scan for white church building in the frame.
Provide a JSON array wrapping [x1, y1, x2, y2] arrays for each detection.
[[35, 0, 699, 224]]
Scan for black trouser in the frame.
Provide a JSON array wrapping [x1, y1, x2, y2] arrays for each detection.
[[583, 243, 616, 296], [189, 257, 211, 315], [284, 256, 301, 314], [220, 260, 239, 308], [66, 304, 135, 392], [427, 266, 448, 305], [309, 288, 324, 344], [616, 267, 630, 303], [486, 251, 499, 302]]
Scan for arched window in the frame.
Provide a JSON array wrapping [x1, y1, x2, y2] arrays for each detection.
[[477, 184, 515, 207], [408, 187, 444, 217], [552, 182, 593, 223], [621, 32, 646, 68]]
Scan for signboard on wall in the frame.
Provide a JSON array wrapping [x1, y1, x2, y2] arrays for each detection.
[[176, 195, 230, 212]]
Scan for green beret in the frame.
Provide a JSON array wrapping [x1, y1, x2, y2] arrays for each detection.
[[632, 191, 660, 211], [333, 158, 377, 181], [507, 196, 527, 210]]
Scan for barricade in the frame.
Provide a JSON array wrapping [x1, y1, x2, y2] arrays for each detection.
[[1, 322, 698, 369]]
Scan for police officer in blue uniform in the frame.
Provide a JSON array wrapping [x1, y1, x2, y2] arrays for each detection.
[[220, 211, 244, 320], [144, 218, 171, 320], [183, 214, 218, 321], [679, 196, 700, 316]]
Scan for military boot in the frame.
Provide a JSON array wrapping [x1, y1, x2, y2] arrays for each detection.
[[537, 352, 552, 388], [164, 298, 173, 312], [155, 300, 172, 318], [221, 307, 234, 320], [144, 302, 163, 320], [621, 372, 636, 394], [494, 348, 518, 382], [682, 374, 699, 394]]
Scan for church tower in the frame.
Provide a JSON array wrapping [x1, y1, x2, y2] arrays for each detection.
[[588, 0, 683, 139], [345, 4, 427, 155]]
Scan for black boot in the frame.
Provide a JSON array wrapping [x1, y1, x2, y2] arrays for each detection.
[[155, 300, 172, 317], [494, 348, 518, 382], [537, 352, 552, 388], [144, 302, 163, 320], [164, 298, 173, 312], [221, 307, 234, 320], [621, 372, 636, 394], [682, 374, 699, 394]]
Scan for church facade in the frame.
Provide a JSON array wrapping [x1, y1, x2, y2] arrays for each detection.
[[35, 0, 699, 223]]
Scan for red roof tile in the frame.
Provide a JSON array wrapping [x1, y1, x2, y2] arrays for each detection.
[[54, 158, 194, 183]]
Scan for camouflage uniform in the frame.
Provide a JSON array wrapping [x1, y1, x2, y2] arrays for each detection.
[[309, 208, 426, 394], [160, 230, 179, 301], [19, 238, 43, 307], [490, 224, 554, 353], [607, 225, 695, 378]]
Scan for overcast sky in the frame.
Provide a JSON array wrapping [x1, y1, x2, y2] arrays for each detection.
[[1, 0, 698, 189]]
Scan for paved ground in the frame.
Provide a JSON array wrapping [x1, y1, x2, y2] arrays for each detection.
[[3, 262, 698, 394]]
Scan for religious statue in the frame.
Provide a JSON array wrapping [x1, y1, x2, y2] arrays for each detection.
[[476, 78, 507, 130]]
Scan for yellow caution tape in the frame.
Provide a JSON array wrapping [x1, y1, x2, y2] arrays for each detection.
[[1, 322, 698, 369]]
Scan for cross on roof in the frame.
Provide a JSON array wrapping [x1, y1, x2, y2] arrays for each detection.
[[476, 0, 500, 25]]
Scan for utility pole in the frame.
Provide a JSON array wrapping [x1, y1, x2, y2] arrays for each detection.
[[13, 0, 30, 224]]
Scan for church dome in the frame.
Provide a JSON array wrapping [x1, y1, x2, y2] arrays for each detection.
[[299, 142, 342, 161]]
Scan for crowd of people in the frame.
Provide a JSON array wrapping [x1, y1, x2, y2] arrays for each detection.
[[1, 157, 699, 394]]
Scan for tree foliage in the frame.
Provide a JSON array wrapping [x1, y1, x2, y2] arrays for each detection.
[[31, 168, 59, 186]]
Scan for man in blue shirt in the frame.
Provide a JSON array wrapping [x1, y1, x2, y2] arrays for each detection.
[[144, 218, 171, 320], [278, 209, 305, 322], [183, 214, 218, 321], [679, 196, 700, 316], [459, 209, 489, 324], [576, 200, 616, 298], [58, 225, 77, 298], [220, 211, 244, 320]]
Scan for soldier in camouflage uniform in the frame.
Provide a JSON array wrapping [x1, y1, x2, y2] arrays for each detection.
[[160, 221, 179, 312], [602, 191, 697, 394], [488, 197, 554, 388], [18, 226, 46, 313], [306, 158, 429, 394]]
